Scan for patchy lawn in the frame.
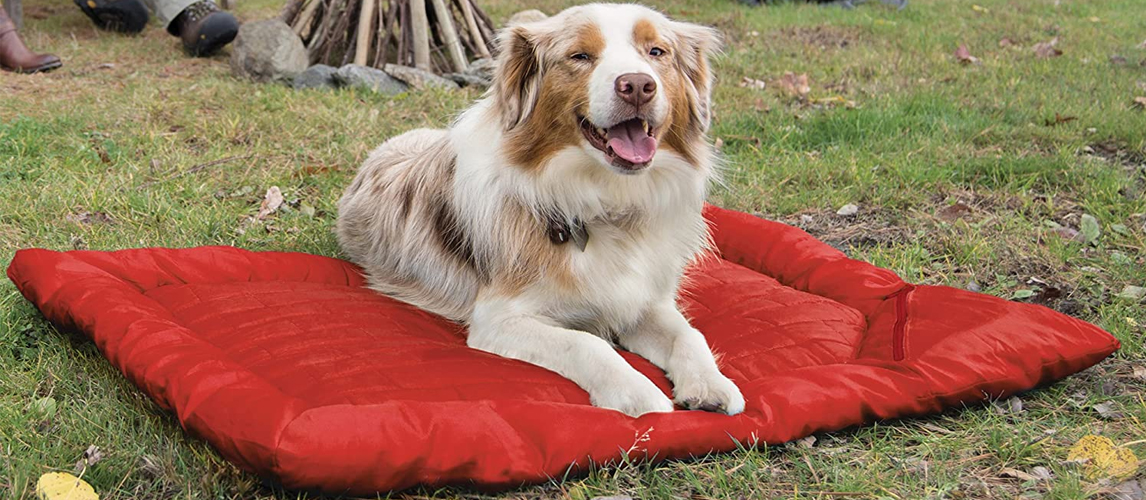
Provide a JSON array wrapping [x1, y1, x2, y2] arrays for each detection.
[[2, 0, 1144, 498]]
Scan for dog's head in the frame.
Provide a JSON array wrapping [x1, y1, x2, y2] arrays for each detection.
[[492, 4, 720, 175]]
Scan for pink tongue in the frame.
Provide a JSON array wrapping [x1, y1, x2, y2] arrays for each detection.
[[606, 120, 657, 164]]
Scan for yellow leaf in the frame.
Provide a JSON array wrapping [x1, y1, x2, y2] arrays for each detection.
[[1067, 435, 1140, 480], [972, 4, 989, 13], [36, 473, 98, 500]]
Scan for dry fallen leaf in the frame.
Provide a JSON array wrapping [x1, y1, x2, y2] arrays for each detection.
[[74, 445, 103, 473], [35, 472, 99, 500], [256, 186, 284, 221], [1067, 435, 1139, 480], [1030, 466, 1053, 481], [1000, 467, 1037, 481], [955, 44, 980, 65], [796, 435, 817, 448], [1034, 37, 1063, 58], [1117, 285, 1146, 301], [938, 201, 973, 221], [1110, 479, 1146, 500], [999, 37, 1016, 48], [1133, 365, 1146, 380], [1045, 113, 1077, 126], [739, 76, 767, 89], [1094, 402, 1124, 420], [776, 72, 811, 99], [753, 97, 771, 113], [1133, 96, 1146, 109]]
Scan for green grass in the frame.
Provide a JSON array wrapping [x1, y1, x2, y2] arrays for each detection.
[[2, 0, 1145, 498]]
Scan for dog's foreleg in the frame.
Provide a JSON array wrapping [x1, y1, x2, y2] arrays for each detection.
[[620, 301, 745, 415], [468, 294, 674, 417]]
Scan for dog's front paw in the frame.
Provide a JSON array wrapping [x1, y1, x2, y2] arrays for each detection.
[[591, 376, 675, 417], [672, 370, 746, 415]]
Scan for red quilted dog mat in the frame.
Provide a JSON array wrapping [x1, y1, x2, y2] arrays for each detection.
[[7, 205, 1119, 494]]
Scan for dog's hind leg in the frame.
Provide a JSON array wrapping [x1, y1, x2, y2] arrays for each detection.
[[620, 301, 745, 415], [468, 293, 674, 418]]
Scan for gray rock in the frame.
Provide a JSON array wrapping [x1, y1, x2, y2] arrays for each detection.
[[466, 57, 495, 80], [230, 19, 309, 84], [506, 9, 547, 27], [334, 64, 408, 95], [292, 64, 338, 90], [382, 64, 459, 90], [444, 72, 491, 89]]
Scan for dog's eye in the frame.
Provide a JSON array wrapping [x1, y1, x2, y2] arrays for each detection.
[[649, 47, 666, 57], [570, 53, 590, 61]]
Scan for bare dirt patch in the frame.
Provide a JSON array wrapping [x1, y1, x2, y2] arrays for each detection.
[[774, 206, 911, 253], [773, 25, 863, 51]]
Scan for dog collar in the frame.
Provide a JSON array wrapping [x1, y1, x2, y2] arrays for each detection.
[[547, 215, 589, 251]]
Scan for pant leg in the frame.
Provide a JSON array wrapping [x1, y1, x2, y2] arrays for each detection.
[[141, 0, 194, 30]]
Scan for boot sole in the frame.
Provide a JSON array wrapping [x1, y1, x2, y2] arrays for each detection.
[[73, 0, 150, 34], [1, 60, 63, 74]]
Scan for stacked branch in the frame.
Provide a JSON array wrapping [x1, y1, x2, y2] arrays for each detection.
[[281, 0, 496, 73]]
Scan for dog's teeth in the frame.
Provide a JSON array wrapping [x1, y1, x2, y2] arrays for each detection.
[[597, 127, 606, 136], [643, 121, 650, 133]]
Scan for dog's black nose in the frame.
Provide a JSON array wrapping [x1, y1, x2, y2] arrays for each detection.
[[614, 73, 656, 109]]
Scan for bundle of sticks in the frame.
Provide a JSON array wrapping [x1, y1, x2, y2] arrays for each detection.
[[281, 0, 498, 73]]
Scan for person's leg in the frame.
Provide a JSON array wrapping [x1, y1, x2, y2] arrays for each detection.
[[140, 0, 191, 30], [150, 0, 238, 57], [0, 2, 61, 73]]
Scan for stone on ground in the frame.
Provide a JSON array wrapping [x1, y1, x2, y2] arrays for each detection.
[[230, 19, 308, 84]]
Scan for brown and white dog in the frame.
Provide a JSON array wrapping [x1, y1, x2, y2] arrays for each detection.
[[337, 3, 744, 417]]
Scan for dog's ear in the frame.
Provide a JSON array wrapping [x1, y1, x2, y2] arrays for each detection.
[[492, 25, 543, 130], [672, 22, 721, 133]]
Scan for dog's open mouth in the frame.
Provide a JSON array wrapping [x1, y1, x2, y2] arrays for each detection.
[[578, 116, 658, 170]]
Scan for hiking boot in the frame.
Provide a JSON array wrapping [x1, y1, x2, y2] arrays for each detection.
[[169, 0, 237, 57], [73, 0, 150, 34], [0, 7, 62, 73]]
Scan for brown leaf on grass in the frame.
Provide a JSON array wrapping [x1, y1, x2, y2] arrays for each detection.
[[256, 186, 284, 220], [954, 44, 980, 65], [1133, 96, 1146, 109], [999, 37, 1016, 48], [1111, 54, 1129, 65], [1000, 467, 1038, 481], [776, 72, 811, 99], [1044, 113, 1078, 126], [938, 201, 973, 220], [1133, 365, 1146, 380], [753, 98, 771, 113], [1034, 37, 1063, 58]]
